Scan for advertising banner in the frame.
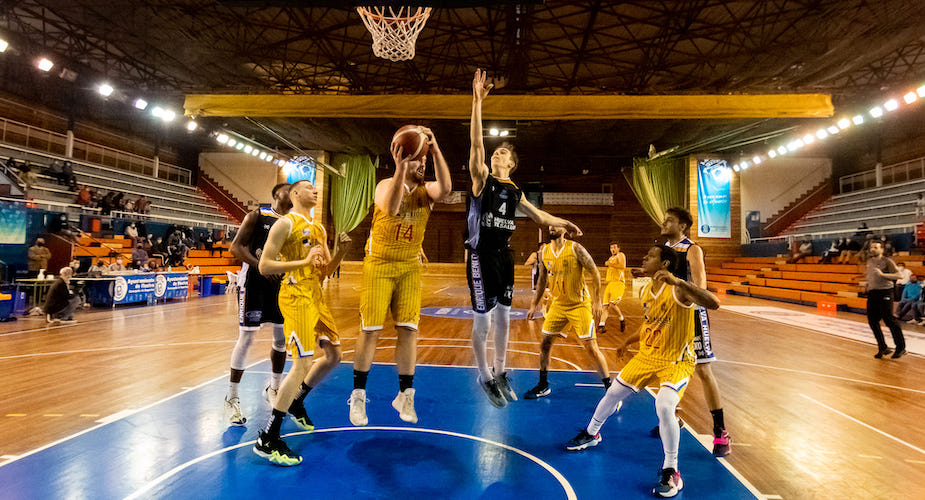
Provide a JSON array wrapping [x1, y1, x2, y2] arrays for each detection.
[[697, 159, 731, 238]]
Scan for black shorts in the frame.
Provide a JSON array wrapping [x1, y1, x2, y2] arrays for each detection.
[[238, 270, 283, 327], [467, 248, 514, 313], [693, 306, 715, 363]]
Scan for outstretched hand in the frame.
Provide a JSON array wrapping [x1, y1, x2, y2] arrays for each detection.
[[472, 68, 493, 101]]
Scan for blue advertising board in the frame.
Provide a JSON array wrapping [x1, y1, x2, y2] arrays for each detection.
[[105, 272, 188, 305], [155, 273, 189, 300], [697, 159, 732, 238]]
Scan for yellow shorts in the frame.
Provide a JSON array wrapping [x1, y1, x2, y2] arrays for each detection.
[[616, 355, 695, 397], [360, 256, 422, 331], [542, 300, 595, 340], [603, 280, 625, 304], [278, 281, 339, 358]]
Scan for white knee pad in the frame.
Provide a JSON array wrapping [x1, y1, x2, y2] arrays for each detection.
[[230, 327, 258, 370], [655, 388, 681, 422], [271, 323, 286, 352]]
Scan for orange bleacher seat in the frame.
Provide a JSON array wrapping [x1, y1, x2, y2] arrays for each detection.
[[780, 271, 858, 284], [748, 286, 802, 302]]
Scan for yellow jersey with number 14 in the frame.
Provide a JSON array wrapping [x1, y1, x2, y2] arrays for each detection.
[[279, 212, 327, 285], [366, 183, 432, 262], [639, 281, 696, 363]]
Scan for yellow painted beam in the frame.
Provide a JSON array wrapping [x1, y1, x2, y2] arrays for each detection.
[[184, 93, 833, 120]]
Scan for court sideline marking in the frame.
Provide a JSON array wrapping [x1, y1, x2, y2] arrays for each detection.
[[122, 427, 577, 500]]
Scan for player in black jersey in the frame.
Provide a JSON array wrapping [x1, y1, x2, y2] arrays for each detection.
[[223, 183, 292, 426], [468, 68, 582, 408]]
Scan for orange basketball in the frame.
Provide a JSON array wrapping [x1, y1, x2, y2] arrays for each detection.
[[391, 125, 430, 160]]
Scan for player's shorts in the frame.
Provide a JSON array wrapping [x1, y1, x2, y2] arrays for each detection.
[[694, 306, 715, 364], [467, 248, 514, 313], [238, 270, 284, 327], [616, 354, 696, 397], [278, 281, 339, 358], [602, 280, 626, 304], [542, 300, 595, 340], [360, 256, 422, 331]]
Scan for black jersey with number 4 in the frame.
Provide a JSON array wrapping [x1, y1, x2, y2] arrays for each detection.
[[465, 175, 522, 251]]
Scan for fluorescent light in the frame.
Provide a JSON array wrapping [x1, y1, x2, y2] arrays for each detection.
[[777, 146, 788, 155], [235, 142, 245, 150], [266, 156, 274, 163], [186, 121, 198, 131], [0, 39, 8, 52], [134, 98, 148, 110], [870, 106, 883, 118], [918, 85, 925, 97], [243, 145, 253, 154], [741, 161, 749, 169], [852, 115, 864, 125], [827, 125, 840, 134], [251, 148, 260, 156], [216, 134, 229, 144], [161, 109, 176, 122], [787, 140, 803, 152], [768, 150, 777, 158], [884, 99, 899, 111], [837, 118, 850, 129], [816, 129, 829, 140], [259, 152, 267, 160], [904, 92, 918, 104], [37, 58, 54, 71], [488, 128, 499, 136], [803, 134, 815, 144], [151, 106, 164, 118], [499, 130, 509, 137], [226, 138, 236, 147], [752, 156, 762, 164], [732, 164, 740, 172], [98, 83, 114, 97]]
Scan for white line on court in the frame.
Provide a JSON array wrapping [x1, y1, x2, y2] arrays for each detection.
[[906, 459, 925, 465], [122, 427, 577, 500], [379, 336, 623, 351], [799, 393, 925, 456], [0, 358, 266, 470], [341, 345, 584, 371], [858, 454, 883, 459], [432, 286, 449, 294], [718, 359, 925, 395], [643, 387, 767, 500]]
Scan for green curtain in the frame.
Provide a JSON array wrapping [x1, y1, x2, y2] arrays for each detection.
[[623, 157, 687, 226], [331, 155, 376, 248]]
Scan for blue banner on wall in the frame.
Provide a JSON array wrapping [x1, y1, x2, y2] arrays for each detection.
[[108, 272, 188, 304], [155, 273, 189, 299], [697, 159, 731, 238]]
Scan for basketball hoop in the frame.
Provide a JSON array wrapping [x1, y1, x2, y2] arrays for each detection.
[[357, 6, 432, 62]]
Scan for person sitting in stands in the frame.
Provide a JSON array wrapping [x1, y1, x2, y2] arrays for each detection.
[[44, 267, 80, 324], [61, 161, 78, 191], [88, 260, 106, 277], [76, 186, 92, 206], [135, 196, 150, 214], [108, 257, 127, 273], [788, 239, 813, 264], [838, 237, 861, 264], [125, 222, 139, 248], [47, 160, 65, 185], [820, 239, 842, 264], [897, 274, 922, 322], [18, 160, 35, 189], [131, 243, 148, 269]]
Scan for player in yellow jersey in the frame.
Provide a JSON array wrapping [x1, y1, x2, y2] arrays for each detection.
[[566, 245, 720, 498], [253, 179, 351, 466], [349, 128, 452, 426], [599, 241, 626, 333], [524, 226, 610, 399]]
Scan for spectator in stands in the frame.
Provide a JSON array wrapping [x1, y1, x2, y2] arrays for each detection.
[[203, 232, 216, 257], [788, 239, 813, 264], [43, 266, 79, 324], [125, 222, 139, 248], [894, 262, 913, 301], [167, 241, 188, 267], [131, 243, 148, 269], [90, 189, 101, 208], [862, 240, 907, 359], [854, 222, 872, 239], [151, 236, 167, 265], [135, 195, 150, 214], [76, 185, 92, 206], [145, 258, 159, 272], [897, 274, 922, 322], [820, 239, 842, 264], [4, 156, 16, 171], [879, 235, 893, 257], [113, 192, 125, 212], [27, 237, 52, 278], [838, 237, 861, 264], [61, 161, 78, 191], [100, 192, 115, 215], [108, 257, 126, 273], [69, 258, 81, 275], [123, 197, 135, 212], [88, 260, 106, 277], [916, 194, 925, 218], [18, 160, 35, 189], [47, 160, 65, 185]]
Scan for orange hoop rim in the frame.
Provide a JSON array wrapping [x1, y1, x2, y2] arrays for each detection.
[[357, 6, 431, 23]]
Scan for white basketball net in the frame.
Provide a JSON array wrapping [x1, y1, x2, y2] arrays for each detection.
[[357, 6, 433, 62]]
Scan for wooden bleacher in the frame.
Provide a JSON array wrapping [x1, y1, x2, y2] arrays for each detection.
[[706, 256, 869, 312]]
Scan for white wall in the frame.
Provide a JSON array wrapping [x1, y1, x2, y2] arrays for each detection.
[[740, 156, 832, 228], [200, 153, 278, 206]]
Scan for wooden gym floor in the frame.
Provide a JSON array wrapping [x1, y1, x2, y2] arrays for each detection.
[[0, 268, 922, 499]]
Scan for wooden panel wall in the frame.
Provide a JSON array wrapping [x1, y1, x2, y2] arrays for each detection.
[[687, 155, 742, 268]]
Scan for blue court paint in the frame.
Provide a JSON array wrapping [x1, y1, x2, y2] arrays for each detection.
[[420, 306, 538, 320], [0, 363, 757, 499]]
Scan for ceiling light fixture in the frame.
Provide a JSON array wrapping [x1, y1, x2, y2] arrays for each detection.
[[37, 58, 54, 71], [98, 83, 114, 97]]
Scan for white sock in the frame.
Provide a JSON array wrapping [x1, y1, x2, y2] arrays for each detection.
[[491, 305, 511, 374], [228, 381, 240, 399], [471, 312, 493, 381], [656, 387, 682, 470], [270, 372, 283, 390], [588, 381, 633, 435]]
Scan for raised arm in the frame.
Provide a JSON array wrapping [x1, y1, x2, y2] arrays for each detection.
[[375, 142, 411, 216], [469, 69, 492, 196], [575, 243, 603, 324], [258, 217, 310, 276], [421, 127, 452, 202], [518, 196, 583, 237], [229, 210, 260, 268]]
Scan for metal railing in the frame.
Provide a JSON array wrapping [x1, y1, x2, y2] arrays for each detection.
[[0, 116, 191, 185], [839, 156, 925, 193]]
